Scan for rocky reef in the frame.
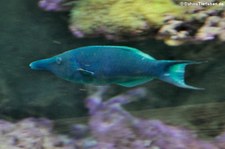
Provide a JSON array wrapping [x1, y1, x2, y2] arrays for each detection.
[[38, 0, 225, 45], [0, 118, 73, 149], [1, 87, 225, 149]]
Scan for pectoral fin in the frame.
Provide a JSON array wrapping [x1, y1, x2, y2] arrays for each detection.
[[117, 78, 153, 87], [77, 68, 94, 76]]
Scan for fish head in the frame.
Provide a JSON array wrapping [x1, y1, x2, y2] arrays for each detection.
[[30, 52, 80, 81]]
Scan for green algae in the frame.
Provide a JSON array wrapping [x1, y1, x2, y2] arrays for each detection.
[[70, 0, 187, 34], [69, 0, 225, 45]]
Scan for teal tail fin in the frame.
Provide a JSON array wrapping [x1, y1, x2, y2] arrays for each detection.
[[159, 60, 204, 90]]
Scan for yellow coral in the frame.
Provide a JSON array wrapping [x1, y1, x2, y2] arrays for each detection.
[[70, 0, 187, 34]]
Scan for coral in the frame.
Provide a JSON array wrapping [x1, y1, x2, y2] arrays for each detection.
[[39, 0, 75, 11], [157, 3, 225, 45], [196, 15, 225, 41], [214, 132, 225, 149], [0, 118, 75, 149], [83, 87, 218, 149], [69, 0, 185, 35], [38, 0, 225, 45], [2, 87, 225, 148]]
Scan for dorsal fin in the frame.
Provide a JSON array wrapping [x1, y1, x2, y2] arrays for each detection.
[[86, 46, 156, 60], [113, 46, 155, 60]]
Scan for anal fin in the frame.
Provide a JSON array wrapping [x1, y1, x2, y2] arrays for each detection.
[[117, 78, 153, 87]]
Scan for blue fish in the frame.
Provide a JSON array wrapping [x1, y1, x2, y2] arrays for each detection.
[[29, 46, 203, 89]]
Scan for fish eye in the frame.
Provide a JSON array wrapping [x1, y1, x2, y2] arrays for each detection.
[[56, 57, 62, 65]]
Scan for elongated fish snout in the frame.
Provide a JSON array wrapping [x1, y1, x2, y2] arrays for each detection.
[[29, 59, 50, 70]]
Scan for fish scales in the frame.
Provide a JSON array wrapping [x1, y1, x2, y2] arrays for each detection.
[[72, 46, 154, 77], [29, 46, 203, 89]]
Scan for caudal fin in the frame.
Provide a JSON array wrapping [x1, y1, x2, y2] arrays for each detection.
[[159, 61, 204, 90]]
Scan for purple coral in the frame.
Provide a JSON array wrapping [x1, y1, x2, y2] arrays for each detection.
[[0, 120, 14, 134], [38, 0, 74, 11], [84, 87, 218, 149], [1, 87, 225, 148], [214, 132, 225, 149], [0, 118, 75, 149]]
